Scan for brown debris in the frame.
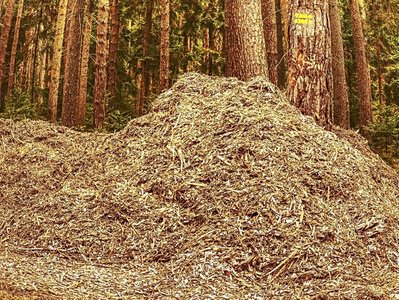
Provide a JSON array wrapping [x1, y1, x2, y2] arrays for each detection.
[[1, 73, 399, 299]]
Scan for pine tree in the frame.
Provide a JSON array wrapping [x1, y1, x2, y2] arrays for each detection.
[[108, 0, 119, 110], [93, 0, 109, 129], [261, 0, 279, 85], [0, 0, 16, 111], [329, 0, 350, 128], [225, 0, 268, 81], [287, 0, 332, 127], [348, 0, 372, 138], [159, 0, 170, 92], [61, 0, 86, 127], [6, 0, 24, 100]]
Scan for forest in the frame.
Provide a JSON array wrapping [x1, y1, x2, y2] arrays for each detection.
[[2, 1, 399, 298], [0, 0, 398, 164]]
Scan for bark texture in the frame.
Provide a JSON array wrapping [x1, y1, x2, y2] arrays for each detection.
[[78, 0, 94, 126], [275, 0, 286, 88], [93, 0, 109, 129], [48, 0, 68, 122], [136, 0, 154, 117], [329, 0, 350, 129], [348, 0, 372, 138], [6, 0, 24, 100], [0, 0, 16, 110], [261, 0, 279, 85], [61, 0, 86, 127], [108, 0, 119, 109], [287, 0, 332, 128], [225, 0, 268, 81], [159, 0, 170, 92]]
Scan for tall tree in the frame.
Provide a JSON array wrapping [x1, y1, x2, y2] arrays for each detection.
[[79, 0, 94, 126], [0, 0, 16, 111], [261, 0, 279, 85], [348, 0, 372, 138], [93, 0, 109, 129], [159, 0, 170, 92], [287, 0, 332, 127], [48, 0, 68, 123], [108, 0, 119, 110], [6, 0, 24, 100], [31, 1, 44, 104], [61, 0, 86, 127], [225, 0, 268, 81], [136, 0, 154, 117], [275, 0, 286, 88], [329, 0, 350, 129]]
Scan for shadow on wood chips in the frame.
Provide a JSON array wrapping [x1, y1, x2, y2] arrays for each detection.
[[1, 73, 399, 299]]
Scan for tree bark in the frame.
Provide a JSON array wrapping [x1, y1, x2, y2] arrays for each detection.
[[6, 0, 24, 100], [287, 0, 332, 128], [93, 0, 109, 129], [31, 2, 43, 104], [78, 0, 94, 126], [329, 0, 350, 129], [61, 0, 86, 127], [225, 0, 268, 81], [159, 0, 170, 92], [136, 0, 154, 117], [108, 0, 119, 110], [0, 0, 16, 111], [348, 0, 372, 138], [275, 0, 286, 88], [48, 0, 68, 123], [261, 0, 279, 85]]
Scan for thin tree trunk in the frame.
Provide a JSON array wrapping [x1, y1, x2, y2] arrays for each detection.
[[93, 0, 109, 129], [159, 0, 170, 92], [329, 0, 350, 129], [348, 0, 372, 138], [261, 0, 279, 85], [6, 0, 24, 100], [48, 0, 68, 123], [287, 0, 333, 128], [275, 0, 285, 88], [136, 0, 154, 117], [225, 0, 268, 81], [372, 0, 383, 105], [0, 0, 16, 111], [31, 2, 44, 103], [107, 0, 119, 110], [61, 0, 86, 127], [37, 43, 47, 107], [78, 0, 94, 126]]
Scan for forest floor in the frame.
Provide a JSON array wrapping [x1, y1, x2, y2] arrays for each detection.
[[1, 73, 399, 299]]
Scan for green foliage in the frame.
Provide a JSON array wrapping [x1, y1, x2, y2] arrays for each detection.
[[0, 88, 37, 121], [106, 110, 132, 132], [368, 104, 399, 159]]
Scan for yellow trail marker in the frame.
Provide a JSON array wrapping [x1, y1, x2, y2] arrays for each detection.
[[294, 13, 313, 25]]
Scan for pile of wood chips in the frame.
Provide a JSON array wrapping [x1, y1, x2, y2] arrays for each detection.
[[1, 73, 399, 299]]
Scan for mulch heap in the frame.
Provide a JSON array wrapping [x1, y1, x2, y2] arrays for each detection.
[[1, 73, 399, 299]]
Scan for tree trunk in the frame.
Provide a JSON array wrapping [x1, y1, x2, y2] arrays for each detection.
[[78, 0, 94, 126], [48, 0, 68, 123], [61, 0, 86, 127], [136, 0, 154, 116], [6, 0, 23, 100], [31, 2, 43, 104], [275, 0, 286, 88], [108, 0, 119, 110], [261, 0, 279, 85], [348, 0, 372, 138], [159, 0, 170, 92], [93, 0, 109, 129], [329, 0, 350, 129], [37, 43, 47, 107], [287, 0, 332, 128], [372, 0, 383, 105], [0, 0, 16, 111], [225, 0, 268, 81]]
